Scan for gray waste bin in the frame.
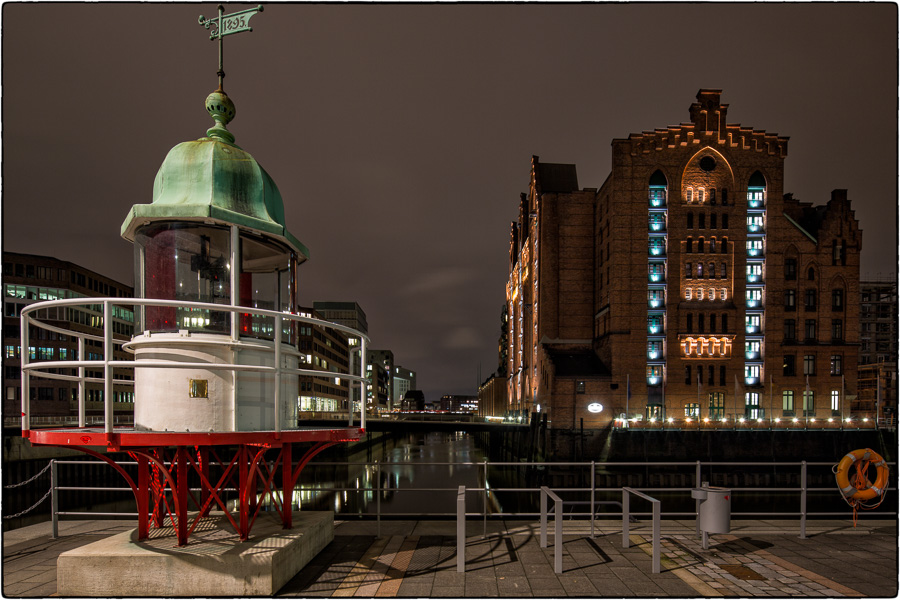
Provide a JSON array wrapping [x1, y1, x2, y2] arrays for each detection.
[[691, 485, 731, 548]]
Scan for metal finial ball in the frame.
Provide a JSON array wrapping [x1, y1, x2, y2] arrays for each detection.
[[205, 90, 235, 125]]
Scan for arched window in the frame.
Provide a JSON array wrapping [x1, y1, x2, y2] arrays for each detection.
[[687, 212, 694, 229], [808, 267, 815, 281], [708, 263, 716, 279], [721, 237, 728, 253], [722, 213, 729, 229], [709, 188, 717, 205], [698, 237, 705, 253], [686, 237, 693, 253], [686, 187, 694, 203], [709, 237, 717, 252]]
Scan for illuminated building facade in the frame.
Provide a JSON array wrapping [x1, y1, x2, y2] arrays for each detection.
[[3, 252, 135, 421], [857, 278, 897, 423], [505, 90, 862, 429], [368, 349, 394, 409]]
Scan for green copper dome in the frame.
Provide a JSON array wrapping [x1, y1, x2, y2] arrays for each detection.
[[121, 90, 308, 261]]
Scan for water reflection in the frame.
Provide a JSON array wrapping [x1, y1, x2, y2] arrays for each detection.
[[281, 431, 488, 516]]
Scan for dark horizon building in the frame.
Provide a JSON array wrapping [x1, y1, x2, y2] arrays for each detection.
[[505, 90, 863, 429]]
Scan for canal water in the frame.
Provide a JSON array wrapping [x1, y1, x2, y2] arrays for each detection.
[[292, 431, 492, 516]]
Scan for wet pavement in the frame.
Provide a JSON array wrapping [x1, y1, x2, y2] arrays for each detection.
[[3, 518, 896, 597]]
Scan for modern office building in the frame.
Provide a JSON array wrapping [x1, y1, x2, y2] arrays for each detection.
[[505, 90, 862, 429], [297, 306, 350, 412], [368, 349, 394, 409], [857, 278, 897, 423], [3, 252, 136, 422], [313, 301, 367, 409], [392, 365, 417, 408], [365, 360, 389, 413]]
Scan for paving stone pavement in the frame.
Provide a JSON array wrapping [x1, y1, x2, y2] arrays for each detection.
[[2, 519, 897, 597]]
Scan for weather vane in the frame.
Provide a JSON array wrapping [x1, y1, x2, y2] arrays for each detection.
[[199, 4, 264, 91]]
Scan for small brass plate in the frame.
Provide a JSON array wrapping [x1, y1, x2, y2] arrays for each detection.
[[190, 379, 209, 398]]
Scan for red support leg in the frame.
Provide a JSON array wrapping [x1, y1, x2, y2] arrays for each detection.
[[175, 447, 188, 546], [283, 443, 293, 529], [199, 446, 211, 517], [239, 445, 249, 541], [137, 453, 149, 540]]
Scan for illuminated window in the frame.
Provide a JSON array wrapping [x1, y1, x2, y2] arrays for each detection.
[[745, 340, 760, 359], [783, 391, 795, 415], [803, 390, 815, 416], [746, 288, 762, 307], [648, 289, 664, 308], [686, 187, 693, 203], [685, 403, 700, 418], [745, 393, 761, 419], [647, 340, 662, 360], [707, 287, 715, 301], [831, 390, 840, 413], [696, 287, 704, 301], [709, 392, 724, 417], [746, 264, 762, 282], [697, 263, 703, 278], [698, 188, 705, 204], [646, 365, 663, 385], [747, 215, 764, 232], [684, 288, 692, 300], [747, 239, 763, 256], [830, 354, 842, 376], [745, 314, 760, 334]]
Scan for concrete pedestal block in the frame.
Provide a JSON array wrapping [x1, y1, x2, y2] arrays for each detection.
[[57, 511, 333, 597]]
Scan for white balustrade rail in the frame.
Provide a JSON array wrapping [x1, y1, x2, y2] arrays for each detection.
[[19, 297, 370, 434]]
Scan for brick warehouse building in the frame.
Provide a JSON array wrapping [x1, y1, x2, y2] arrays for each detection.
[[505, 90, 862, 430]]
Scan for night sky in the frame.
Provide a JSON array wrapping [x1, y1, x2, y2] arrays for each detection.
[[3, 3, 896, 402]]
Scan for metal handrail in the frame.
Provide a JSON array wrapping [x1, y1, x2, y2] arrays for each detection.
[[44, 458, 897, 539], [622, 487, 661, 573], [20, 297, 371, 434]]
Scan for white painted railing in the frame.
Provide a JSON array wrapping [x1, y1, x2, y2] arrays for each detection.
[[19, 298, 370, 434]]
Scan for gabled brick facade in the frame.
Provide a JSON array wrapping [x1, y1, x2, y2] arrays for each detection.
[[504, 90, 862, 429]]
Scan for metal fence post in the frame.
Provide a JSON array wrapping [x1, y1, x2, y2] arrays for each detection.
[[622, 488, 630, 548], [694, 460, 702, 535], [376, 459, 381, 539], [651, 499, 660, 574], [799, 460, 807, 539], [590, 461, 596, 538], [457, 485, 466, 572], [51, 460, 58, 539], [554, 494, 563, 574], [540, 486, 548, 548], [483, 458, 488, 538]]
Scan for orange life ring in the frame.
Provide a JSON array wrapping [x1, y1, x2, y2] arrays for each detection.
[[835, 448, 889, 502]]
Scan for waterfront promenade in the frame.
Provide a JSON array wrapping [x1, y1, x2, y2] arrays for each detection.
[[3, 517, 896, 597]]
